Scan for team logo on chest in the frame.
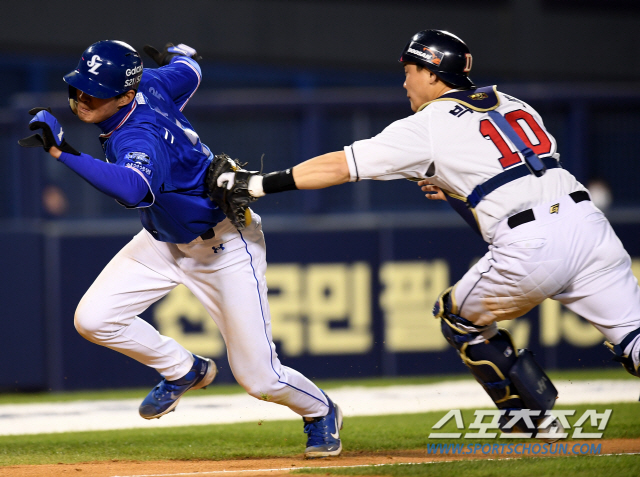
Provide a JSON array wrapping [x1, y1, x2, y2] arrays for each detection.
[[550, 204, 560, 214], [212, 243, 225, 253]]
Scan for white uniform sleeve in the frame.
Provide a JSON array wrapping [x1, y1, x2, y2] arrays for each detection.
[[344, 112, 433, 182]]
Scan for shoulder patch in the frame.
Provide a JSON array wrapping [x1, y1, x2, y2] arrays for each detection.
[[124, 152, 151, 164]]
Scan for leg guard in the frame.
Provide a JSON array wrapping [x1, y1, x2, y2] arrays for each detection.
[[434, 288, 558, 418], [604, 327, 640, 379]]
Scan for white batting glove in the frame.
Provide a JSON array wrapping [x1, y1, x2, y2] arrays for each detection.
[[217, 172, 265, 197], [168, 44, 198, 58]]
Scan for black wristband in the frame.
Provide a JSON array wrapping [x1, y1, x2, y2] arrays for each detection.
[[262, 169, 298, 194]]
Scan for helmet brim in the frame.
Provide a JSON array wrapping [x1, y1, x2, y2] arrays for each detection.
[[63, 70, 122, 99]]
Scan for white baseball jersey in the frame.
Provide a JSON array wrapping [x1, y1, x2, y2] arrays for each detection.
[[344, 86, 640, 361], [344, 87, 586, 243]]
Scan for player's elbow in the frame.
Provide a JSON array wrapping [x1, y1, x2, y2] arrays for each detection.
[[332, 151, 351, 184]]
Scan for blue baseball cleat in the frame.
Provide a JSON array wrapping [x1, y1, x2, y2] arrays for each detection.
[[139, 354, 217, 419], [303, 392, 343, 458]]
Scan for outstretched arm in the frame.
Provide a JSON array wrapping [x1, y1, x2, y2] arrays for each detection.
[[206, 150, 349, 230], [54, 149, 150, 207], [214, 150, 350, 198], [18, 108, 149, 207], [290, 151, 350, 190]]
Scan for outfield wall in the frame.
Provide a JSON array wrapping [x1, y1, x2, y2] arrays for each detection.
[[2, 211, 639, 392]]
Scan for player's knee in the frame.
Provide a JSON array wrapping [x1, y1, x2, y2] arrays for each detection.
[[234, 373, 283, 401], [605, 327, 640, 378], [433, 286, 557, 416], [433, 287, 496, 350], [74, 301, 102, 341]]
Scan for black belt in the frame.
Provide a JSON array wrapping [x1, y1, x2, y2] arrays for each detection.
[[507, 191, 591, 229], [200, 229, 216, 240]]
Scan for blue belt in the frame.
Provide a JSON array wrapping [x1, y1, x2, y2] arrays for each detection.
[[467, 156, 561, 208]]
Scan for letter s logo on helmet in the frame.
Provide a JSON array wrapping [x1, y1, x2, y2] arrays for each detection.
[[63, 40, 143, 114], [399, 30, 475, 89], [86, 55, 103, 75]]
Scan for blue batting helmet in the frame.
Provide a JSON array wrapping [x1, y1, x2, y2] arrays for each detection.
[[63, 40, 143, 113], [399, 30, 475, 89]]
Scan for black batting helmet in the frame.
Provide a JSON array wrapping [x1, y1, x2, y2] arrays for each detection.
[[399, 30, 475, 89]]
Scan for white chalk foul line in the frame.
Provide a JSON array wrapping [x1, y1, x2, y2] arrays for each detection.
[[109, 452, 640, 477], [2, 380, 638, 436]]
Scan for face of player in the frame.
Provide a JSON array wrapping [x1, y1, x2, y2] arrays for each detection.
[[403, 64, 442, 112], [75, 90, 134, 124]]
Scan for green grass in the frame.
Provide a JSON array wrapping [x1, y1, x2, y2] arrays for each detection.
[[0, 402, 637, 466], [0, 367, 633, 405], [293, 455, 640, 477]]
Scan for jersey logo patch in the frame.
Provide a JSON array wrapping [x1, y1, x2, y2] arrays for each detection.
[[550, 204, 560, 214], [468, 92, 488, 100], [124, 152, 150, 164], [212, 243, 225, 253]]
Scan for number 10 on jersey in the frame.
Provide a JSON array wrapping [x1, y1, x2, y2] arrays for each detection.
[[480, 110, 552, 169]]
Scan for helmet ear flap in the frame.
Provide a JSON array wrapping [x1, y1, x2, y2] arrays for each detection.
[[68, 85, 78, 115]]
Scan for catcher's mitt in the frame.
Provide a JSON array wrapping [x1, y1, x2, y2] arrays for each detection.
[[205, 153, 258, 230]]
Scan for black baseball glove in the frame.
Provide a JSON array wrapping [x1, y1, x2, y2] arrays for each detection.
[[143, 43, 202, 67], [205, 153, 258, 230], [18, 107, 80, 155]]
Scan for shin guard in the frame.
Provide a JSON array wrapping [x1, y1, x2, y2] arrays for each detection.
[[434, 288, 558, 423]]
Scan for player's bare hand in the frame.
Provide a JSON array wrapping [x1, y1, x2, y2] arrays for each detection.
[[418, 179, 447, 201], [48, 146, 62, 159]]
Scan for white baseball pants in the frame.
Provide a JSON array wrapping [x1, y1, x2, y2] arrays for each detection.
[[74, 212, 329, 417], [453, 193, 640, 365]]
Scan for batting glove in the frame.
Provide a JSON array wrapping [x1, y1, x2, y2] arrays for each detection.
[[18, 107, 80, 155], [143, 43, 202, 67]]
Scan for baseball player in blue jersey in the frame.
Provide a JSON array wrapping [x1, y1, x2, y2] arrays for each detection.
[[18, 40, 342, 458]]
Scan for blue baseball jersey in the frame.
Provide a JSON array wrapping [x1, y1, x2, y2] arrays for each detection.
[[97, 57, 225, 243]]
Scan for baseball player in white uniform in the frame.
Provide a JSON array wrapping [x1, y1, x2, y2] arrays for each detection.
[[18, 40, 342, 458], [213, 30, 640, 438]]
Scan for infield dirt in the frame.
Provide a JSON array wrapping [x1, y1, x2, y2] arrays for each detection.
[[3, 438, 640, 477]]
